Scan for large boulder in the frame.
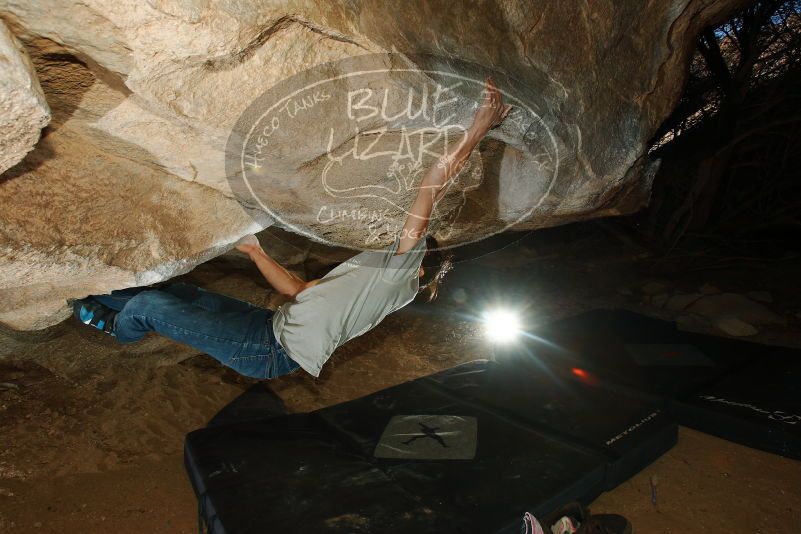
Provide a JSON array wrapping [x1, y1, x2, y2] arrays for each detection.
[[0, 19, 50, 174], [0, 0, 750, 330]]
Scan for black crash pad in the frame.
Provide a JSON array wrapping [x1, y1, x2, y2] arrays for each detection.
[[186, 353, 680, 533], [426, 360, 677, 489], [185, 414, 456, 533], [186, 408, 609, 534], [499, 309, 801, 460], [671, 347, 801, 459], [313, 376, 611, 532], [508, 309, 762, 403]]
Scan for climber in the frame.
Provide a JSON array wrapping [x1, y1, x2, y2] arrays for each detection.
[[71, 76, 512, 380]]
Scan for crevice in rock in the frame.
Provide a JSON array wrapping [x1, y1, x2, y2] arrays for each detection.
[[202, 14, 369, 72]]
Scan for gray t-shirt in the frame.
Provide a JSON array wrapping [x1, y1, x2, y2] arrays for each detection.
[[271, 234, 427, 377]]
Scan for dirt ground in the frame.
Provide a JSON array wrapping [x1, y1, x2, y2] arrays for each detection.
[[1, 224, 800, 533]]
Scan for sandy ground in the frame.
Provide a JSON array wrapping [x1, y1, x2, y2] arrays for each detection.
[[1, 224, 800, 533]]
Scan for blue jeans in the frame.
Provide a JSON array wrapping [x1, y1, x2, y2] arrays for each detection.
[[93, 282, 300, 380]]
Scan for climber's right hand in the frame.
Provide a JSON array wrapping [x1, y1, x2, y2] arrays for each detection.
[[234, 234, 261, 255]]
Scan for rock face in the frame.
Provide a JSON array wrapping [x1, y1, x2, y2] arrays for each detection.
[[686, 293, 787, 336], [0, 19, 49, 175], [0, 0, 750, 330]]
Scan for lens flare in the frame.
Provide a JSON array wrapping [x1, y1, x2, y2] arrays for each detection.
[[482, 309, 521, 343], [571, 367, 588, 379]]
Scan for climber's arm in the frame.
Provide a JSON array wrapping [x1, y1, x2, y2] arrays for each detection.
[[396, 128, 481, 254], [396, 76, 511, 255], [237, 241, 319, 299]]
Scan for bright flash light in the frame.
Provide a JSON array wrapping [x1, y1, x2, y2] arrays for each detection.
[[482, 308, 521, 343]]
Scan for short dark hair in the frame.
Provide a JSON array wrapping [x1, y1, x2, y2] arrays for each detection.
[[417, 235, 454, 302]]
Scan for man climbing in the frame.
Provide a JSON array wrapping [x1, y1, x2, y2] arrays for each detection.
[[72, 77, 512, 380]]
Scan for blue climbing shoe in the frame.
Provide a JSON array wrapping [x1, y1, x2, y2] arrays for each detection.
[[73, 298, 117, 336]]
